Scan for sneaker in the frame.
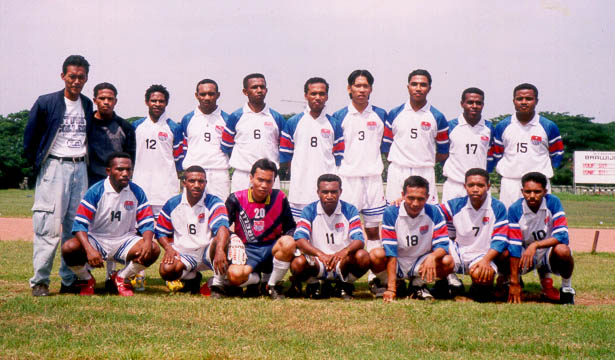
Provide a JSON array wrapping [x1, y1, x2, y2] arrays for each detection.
[[396, 279, 408, 299], [494, 275, 510, 300], [130, 275, 146, 292], [166, 280, 184, 294], [540, 278, 560, 302], [320, 280, 334, 299], [431, 279, 451, 299], [225, 285, 243, 297], [306, 282, 321, 299], [560, 287, 575, 305], [411, 285, 434, 301], [447, 273, 465, 296], [285, 280, 303, 298], [59, 282, 80, 294], [32, 283, 49, 297], [266, 284, 285, 300], [78, 277, 96, 296], [112, 272, 134, 297], [469, 284, 492, 303], [244, 284, 261, 298], [210, 285, 225, 299], [340, 283, 355, 300], [369, 278, 386, 298]]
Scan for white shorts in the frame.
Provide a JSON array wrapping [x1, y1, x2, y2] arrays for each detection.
[[231, 169, 280, 193], [442, 179, 467, 203], [386, 163, 438, 204], [339, 174, 386, 227], [519, 246, 571, 276], [88, 234, 142, 265], [449, 242, 498, 274], [304, 254, 348, 282], [499, 176, 551, 208], [289, 202, 308, 223], [173, 243, 213, 273], [205, 168, 231, 202], [396, 253, 430, 279]]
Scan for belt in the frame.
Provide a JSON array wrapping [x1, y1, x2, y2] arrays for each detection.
[[49, 154, 85, 162]]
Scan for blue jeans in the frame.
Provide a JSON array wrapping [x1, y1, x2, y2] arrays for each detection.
[[29, 157, 87, 287]]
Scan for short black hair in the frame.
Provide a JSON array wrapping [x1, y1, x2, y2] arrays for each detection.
[[465, 168, 490, 184], [106, 152, 131, 168], [145, 84, 170, 102], [347, 69, 374, 86], [196, 79, 219, 93], [408, 69, 432, 85], [62, 55, 90, 75], [402, 176, 429, 194], [93, 82, 117, 98], [317, 173, 342, 190], [243, 73, 266, 89], [184, 165, 206, 176], [250, 158, 278, 178], [304, 77, 329, 94], [461, 87, 484, 102], [521, 172, 547, 189], [513, 83, 539, 99]]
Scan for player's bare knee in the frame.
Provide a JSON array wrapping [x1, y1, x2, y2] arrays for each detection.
[[441, 255, 455, 273], [274, 236, 295, 260], [553, 244, 571, 259], [159, 262, 182, 281], [290, 256, 307, 275], [354, 249, 371, 269], [227, 265, 248, 286]]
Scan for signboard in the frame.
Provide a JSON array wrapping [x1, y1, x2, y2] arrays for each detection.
[[574, 151, 615, 184]]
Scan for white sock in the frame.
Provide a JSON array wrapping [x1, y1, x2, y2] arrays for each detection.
[[212, 274, 224, 287], [118, 262, 146, 279], [240, 273, 260, 287], [181, 270, 197, 280], [69, 265, 92, 280], [561, 277, 572, 288], [367, 270, 376, 282], [261, 272, 271, 284], [268, 258, 290, 286]]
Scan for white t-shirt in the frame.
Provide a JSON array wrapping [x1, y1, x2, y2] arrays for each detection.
[[49, 97, 87, 157]]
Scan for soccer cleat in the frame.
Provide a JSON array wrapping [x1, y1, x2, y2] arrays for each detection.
[[340, 283, 355, 300], [210, 285, 225, 299], [244, 284, 261, 298], [166, 280, 184, 294], [431, 279, 451, 299], [130, 274, 146, 292], [285, 280, 303, 298], [182, 272, 203, 295], [447, 273, 465, 296], [78, 277, 96, 296], [469, 284, 492, 303], [540, 278, 560, 302], [59, 282, 81, 294], [306, 282, 321, 299], [105, 279, 118, 294], [396, 279, 408, 299], [266, 284, 285, 300], [560, 287, 576, 305], [32, 283, 49, 297], [112, 272, 134, 297], [320, 280, 334, 299], [411, 285, 434, 301], [369, 278, 386, 298]]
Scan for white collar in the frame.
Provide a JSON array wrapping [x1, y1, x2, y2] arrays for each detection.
[[243, 103, 270, 115], [317, 200, 342, 216]]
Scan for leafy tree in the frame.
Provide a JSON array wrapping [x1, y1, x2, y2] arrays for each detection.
[[0, 110, 32, 188]]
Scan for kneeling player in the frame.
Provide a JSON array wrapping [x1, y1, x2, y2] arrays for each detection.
[[508, 172, 575, 304], [291, 174, 370, 299], [382, 176, 454, 302], [62, 152, 160, 296], [155, 166, 231, 296], [225, 159, 297, 299], [439, 168, 509, 301]]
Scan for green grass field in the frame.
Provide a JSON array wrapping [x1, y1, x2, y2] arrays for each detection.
[[1, 240, 615, 359]]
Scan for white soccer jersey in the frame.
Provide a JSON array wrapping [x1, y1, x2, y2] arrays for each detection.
[[155, 190, 229, 259], [181, 106, 229, 170], [383, 101, 449, 168], [294, 200, 364, 254], [73, 179, 155, 244], [492, 113, 563, 179], [280, 108, 344, 205], [439, 194, 508, 261], [443, 114, 494, 183], [221, 103, 284, 171], [333, 102, 387, 177], [132, 113, 182, 206]]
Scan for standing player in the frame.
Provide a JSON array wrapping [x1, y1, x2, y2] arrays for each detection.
[[333, 69, 388, 296], [383, 69, 449, 205], [221, 74, 285, 192], [508, 172, 575, 304], [155, 166, 231, 296], [88, 82, 136, 185], [381, 176, 454, 302], [439, 168, 509, 301], [180, 79, 231, 201], [280, 77, 344, 220], [225, 159, 296, 299], [24, 55, 93, 296], [492, 83, 564, 207], [442, 87, 494, 202], [291, 174, 370, 299], [61, 152, 160, 296]]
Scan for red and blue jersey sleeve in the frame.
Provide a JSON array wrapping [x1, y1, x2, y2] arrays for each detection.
[[280, 113, 301, 163], [430, 106, 449, 155], [205, 194, 230, 236], [166, 119, 184, 172], [329, 115, 345, 166], [381, 205, 400, 257], [382, 104, 404, 154], [332, 107, 349, 160], [490, 198, 509, 253], [72, 182, 105, 234], [131, 183, 155, 234], [507, 199, 524, 258], [539, 117, 564, 169], [546, 194, 569, 245], [426, 204, 449, 253], [341, 201, 364, 242], [491, 117, 512, 169], [155, 194, 181, 239], [294, 202, 317, 241], [221, 108, 242, 156]]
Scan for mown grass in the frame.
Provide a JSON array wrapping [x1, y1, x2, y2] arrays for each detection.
[[1, 240, 615, 359]]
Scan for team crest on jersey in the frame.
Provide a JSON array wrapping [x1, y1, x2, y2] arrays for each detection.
[[253, 220, 265, 232], [421, 121, 431, 131], [335, 223, 344, 232], [419, 225, 429, 234], [215, 125, 224, 134], [367, 121, 377, 131], [124, 201, 134, 210], [482, 216, 490, 224], [531, 135, 542, 145], [264, 121, 273, 128], [321, 128, 331, 138], [198, 213, 206, 223], [480, 135, 489, 143], [158, 132, 168, 141]]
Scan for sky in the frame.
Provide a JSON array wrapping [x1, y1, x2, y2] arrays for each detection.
[[1, 0, 613, 123]]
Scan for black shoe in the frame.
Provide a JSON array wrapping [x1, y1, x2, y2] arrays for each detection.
[[469, 284, 493, 303], [560, 287, 575, 305], [32, 283, 50, 297], [306, 282, 321, 299], [244, 284, 261, 298], [411, 285, 434, 301], [431, 279, 451, 299], [59, 282, 81, 294], [182, 272, 203, 294], [396, 279, 408, 299], [105, 279, 119, 294], [369, 278, 386, 298], [285, 281, 303, 298], [210, 285, 225, 299], [225, 285, 243, 297], [266, 284, 285, 300], [340, 283, 355, 300], [320, 280, 334, 299]]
